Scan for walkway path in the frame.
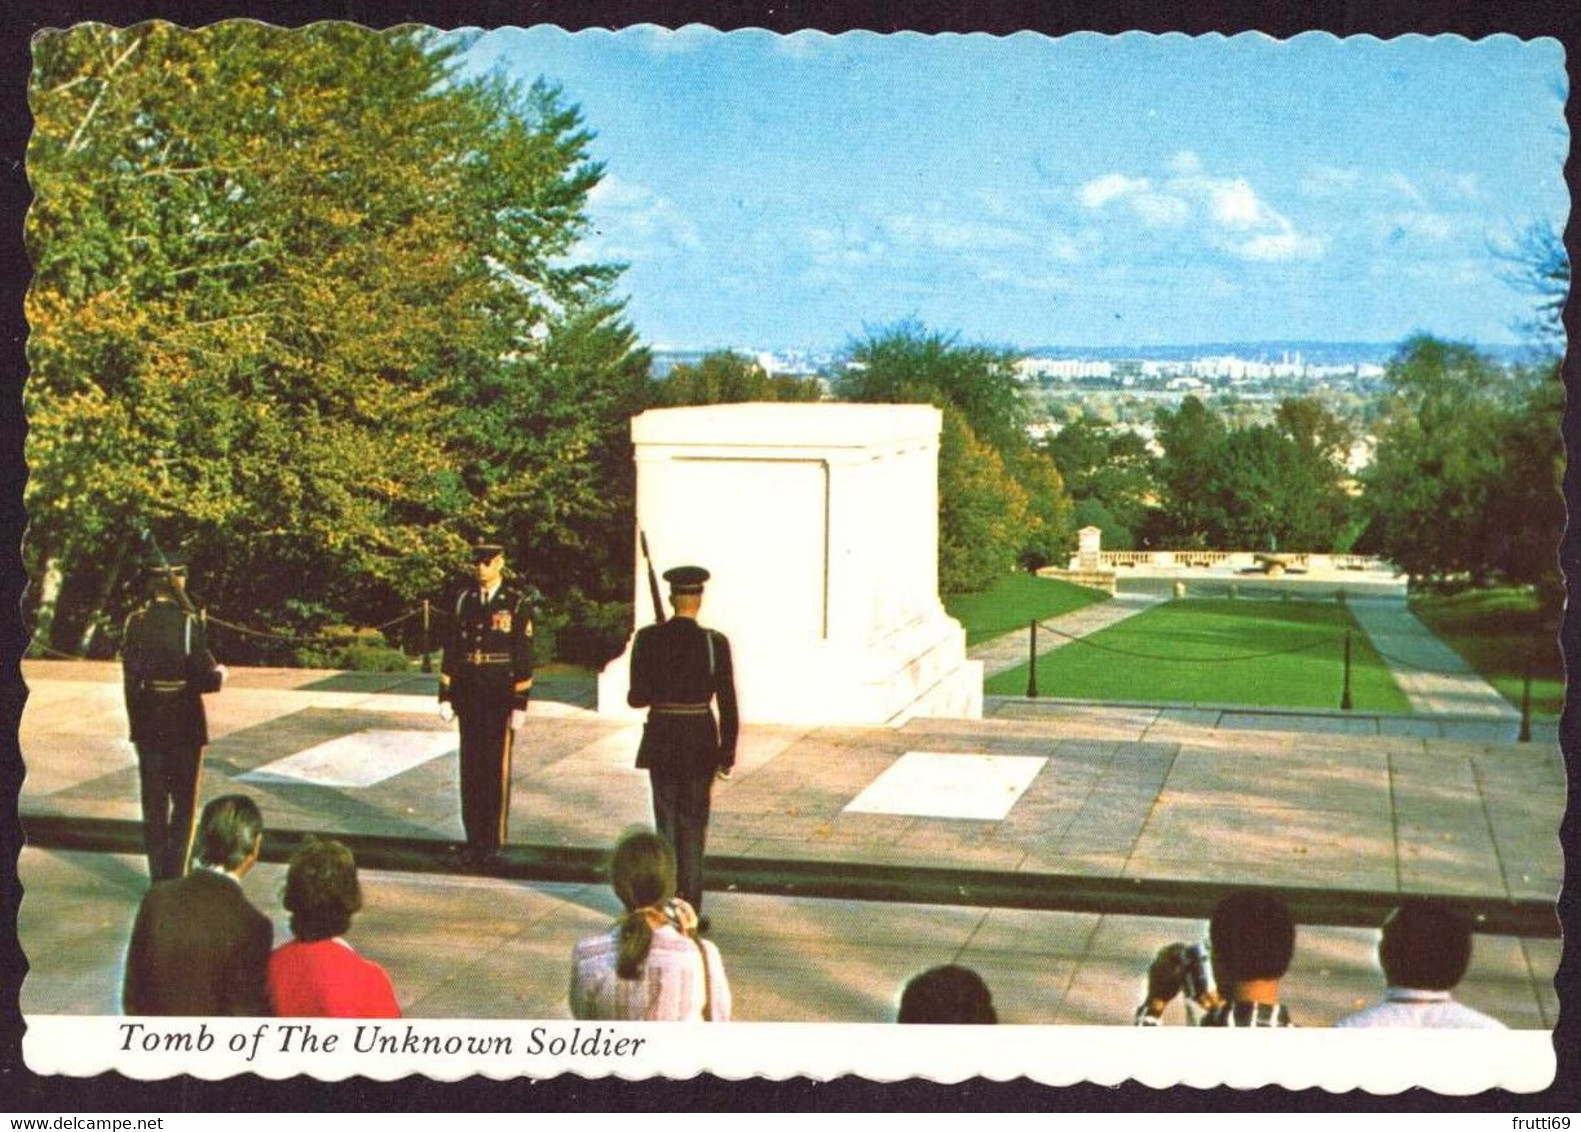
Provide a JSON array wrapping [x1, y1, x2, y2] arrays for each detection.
[[967, 591, 1165, 678], [1346, 598, 1518, 718]]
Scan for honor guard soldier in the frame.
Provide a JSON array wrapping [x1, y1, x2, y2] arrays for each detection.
[[439, 542, 534, 868], [120, 551, 227, 882], [628, 565, 738, 929]]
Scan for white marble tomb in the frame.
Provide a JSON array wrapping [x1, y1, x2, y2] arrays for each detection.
[[597, 402, 983, 725]]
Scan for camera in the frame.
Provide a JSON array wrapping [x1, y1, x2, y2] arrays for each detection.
[[1181, 942, 1216, 1003]]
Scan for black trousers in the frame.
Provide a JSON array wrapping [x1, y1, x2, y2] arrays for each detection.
[[456, 703, 514, 855], [135, 743, 203, 881], [649, 763, 714, 912]]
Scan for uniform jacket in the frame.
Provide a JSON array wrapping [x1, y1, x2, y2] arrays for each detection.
[[121, 598, 224, 748], [628, 617, 739, 773], [439, 584, 535, 714], [123, 869, 273, 1016]]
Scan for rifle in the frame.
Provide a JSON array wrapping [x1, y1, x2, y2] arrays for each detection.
[[639, 529, 667, 625], [140, 528, 197, 616]]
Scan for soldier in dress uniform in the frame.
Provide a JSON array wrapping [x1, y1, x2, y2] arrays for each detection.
[[120, 551, 227, 882], [627, 565, 738, 929], [438, 542, 534, 868]]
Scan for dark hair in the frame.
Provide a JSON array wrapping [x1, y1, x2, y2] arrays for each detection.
[[283, 837, 363, 942], [1379, 901, 1474, 991], [196, 794, 263, 870], [610, 831, 677, 980], [1209, 891, 1295, 984], [897, 965, 998, 1024]]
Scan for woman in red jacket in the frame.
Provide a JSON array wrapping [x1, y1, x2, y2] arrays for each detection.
[[268, 837, 400, 1018]]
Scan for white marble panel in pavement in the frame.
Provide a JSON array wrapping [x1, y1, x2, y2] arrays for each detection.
[[844, 751, 1046, 820], [238, 728, 456, 788]]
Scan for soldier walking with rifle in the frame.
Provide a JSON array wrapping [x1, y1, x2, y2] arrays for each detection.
[[627, 535, 739, 932], [120, 542, 227, 882]]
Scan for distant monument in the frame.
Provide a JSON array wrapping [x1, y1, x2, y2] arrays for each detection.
[[597, 403, 983, 725]]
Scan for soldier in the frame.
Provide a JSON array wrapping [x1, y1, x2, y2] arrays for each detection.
[[121, 551, 227, 882], [627, 565, 738, 931], [438, 542, 534, 869]]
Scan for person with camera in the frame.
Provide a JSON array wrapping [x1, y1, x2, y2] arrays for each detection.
[[569, 830, 731, 1021], [1135, 890, 1297, 1027]]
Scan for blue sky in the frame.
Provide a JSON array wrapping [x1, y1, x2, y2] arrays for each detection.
[[463, 28, 1569, 351]]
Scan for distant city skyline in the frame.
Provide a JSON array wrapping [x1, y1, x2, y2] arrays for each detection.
[[463, 29, 1568, 351]]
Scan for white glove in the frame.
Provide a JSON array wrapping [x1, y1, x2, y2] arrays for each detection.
[[439, 702, 455, 723], [213, 664, 228, 689], [511, 709, 527, 732]]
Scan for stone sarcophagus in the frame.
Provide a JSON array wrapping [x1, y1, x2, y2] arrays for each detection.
[[597, 402, 982, 725]]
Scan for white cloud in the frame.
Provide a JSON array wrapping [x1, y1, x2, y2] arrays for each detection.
[[1384, 171, 1427, 205], [1205, 178, 1266, 229], [1079, 160, 1320, 260], [1234, 227, 1325, 262], [581, 176, 701, 260], [1078, 173, 1150, 209], [881, 211, 1029, 253]]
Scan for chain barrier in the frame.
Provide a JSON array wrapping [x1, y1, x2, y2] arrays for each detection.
[[1033, 619, 1339, 663]]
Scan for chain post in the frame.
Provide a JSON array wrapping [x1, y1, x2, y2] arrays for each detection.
[[421, 599, 433, 673], [1026, 620, 1040, 699], [1518, 644, 1533, 743], [1340, 630, 1354, 711]]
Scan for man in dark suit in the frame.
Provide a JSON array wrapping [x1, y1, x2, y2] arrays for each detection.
[[123, 794, 272, 1016], [438, 542, 535, 868], [121, 551, 226, 881], [628, 565, 739, 929]]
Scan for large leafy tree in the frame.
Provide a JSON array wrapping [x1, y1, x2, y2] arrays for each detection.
[[834, 322, 1072, 589], [27, 23, 644, 654], [1149, 395, 1353, 552], [1043, 415, 1157, 550], [1362, 336, 1558, 589]]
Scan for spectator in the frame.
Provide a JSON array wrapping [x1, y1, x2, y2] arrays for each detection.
[[1136, 890, 1297, 1027], [569, 830, 731, 1021], [123, 794, 272, 1015], [1335, 901, 1505, 1029], [267, 837, 400, 1018], [898, 965, 998, 1024]]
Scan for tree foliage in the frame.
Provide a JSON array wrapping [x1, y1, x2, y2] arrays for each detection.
[[1148, 395, 1353, 552], [835, 322, 1072, 590], [1043, 416, 1156, 550], [26, 23, 645, 654], [1361, 336, 1558, 590], [648, 350, 824, 407]]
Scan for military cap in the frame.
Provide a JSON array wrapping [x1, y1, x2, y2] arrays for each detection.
[[140, 549, 188, 579], [471, 542, 505, 562], [663, 565, 710, 594]]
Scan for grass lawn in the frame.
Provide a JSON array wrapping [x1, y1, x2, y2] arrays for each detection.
[[985, 597, 1413, 713], [1410, 588, 1563, 717], [944, 573, 1110, 646]]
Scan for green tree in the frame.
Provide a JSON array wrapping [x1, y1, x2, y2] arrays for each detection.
[[1151, 396, 1228, 547], [26, 23, 644, 654], [1043, 416, 1156, 549], [937, 407, 1030, 592], [1360, 337, 1518, 583], [836, 320, 1030, 452], [649, 350, 824, 406], [835, 322, 1071, 589]]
